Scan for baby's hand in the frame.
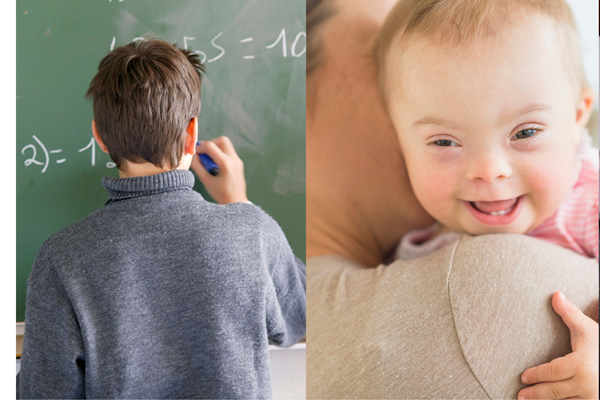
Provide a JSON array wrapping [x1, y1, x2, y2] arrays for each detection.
[[191, 136, 249, 204], [518, 291, 599, 400]]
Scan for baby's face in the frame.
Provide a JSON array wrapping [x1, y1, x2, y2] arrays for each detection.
[[388, 16, 588, 235]]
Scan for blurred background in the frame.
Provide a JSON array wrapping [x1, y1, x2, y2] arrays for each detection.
[[566, 0, 599, 146]]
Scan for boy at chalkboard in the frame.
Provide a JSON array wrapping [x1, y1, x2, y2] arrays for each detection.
[[17, 38, 306, 399]]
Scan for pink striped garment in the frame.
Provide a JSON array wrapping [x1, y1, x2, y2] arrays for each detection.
[[527, 154, 599, 260]]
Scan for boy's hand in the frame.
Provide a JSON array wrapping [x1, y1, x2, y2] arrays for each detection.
[[518, 291, 599, 400], [191, 136, 249, 204]]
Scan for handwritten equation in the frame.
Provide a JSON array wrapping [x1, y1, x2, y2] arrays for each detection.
[[109, 29, 306, 63], [21, 136, 116, 173], [105, 0, 306, 61]]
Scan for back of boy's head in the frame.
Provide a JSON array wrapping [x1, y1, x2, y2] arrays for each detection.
[[377, 0, 587, 109], [86, 38, 205, 169]]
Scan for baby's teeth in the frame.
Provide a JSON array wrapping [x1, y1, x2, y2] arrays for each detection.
[[488, 210, 506, 216]]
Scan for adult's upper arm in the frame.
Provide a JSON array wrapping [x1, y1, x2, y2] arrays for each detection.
[[306, 234, 598, 399]]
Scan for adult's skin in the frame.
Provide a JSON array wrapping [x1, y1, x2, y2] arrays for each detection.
[[306, 0, 434, 267]]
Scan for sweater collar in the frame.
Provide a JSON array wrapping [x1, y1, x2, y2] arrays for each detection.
[[102, 170, 195, 203]]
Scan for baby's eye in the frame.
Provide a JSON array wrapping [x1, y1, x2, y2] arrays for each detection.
[[433, 139, 458, 147], [512, 128, 538, 140]]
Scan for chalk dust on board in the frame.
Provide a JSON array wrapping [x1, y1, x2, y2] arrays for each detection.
[[217, 90, 267, 155], [113, 10, 142, 42], [273, 155, 305, 196], [154, 1, 204, 31]]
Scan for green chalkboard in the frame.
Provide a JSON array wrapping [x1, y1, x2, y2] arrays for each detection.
[[16, 0, 306, 322]]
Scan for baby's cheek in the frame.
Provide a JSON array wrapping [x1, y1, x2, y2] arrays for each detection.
[[410, 162, 457, 219], [522, 151, 575, 218]]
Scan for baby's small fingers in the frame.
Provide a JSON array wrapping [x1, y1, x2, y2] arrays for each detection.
[[552, 291, 591, 342], [518, 380, 577, 400], [522, 353, 578, 384]]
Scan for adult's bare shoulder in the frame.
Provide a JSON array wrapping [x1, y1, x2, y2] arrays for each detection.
[[306, 0, 433, 267]]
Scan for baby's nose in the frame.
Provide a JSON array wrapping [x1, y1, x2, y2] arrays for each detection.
[[465, 152, 513, 183]]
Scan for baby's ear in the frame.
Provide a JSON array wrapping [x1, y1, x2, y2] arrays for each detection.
[[575, 87, 594, 130]]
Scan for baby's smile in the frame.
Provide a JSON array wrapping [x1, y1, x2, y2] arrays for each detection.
[[469, 198, 519, 216], [464, 196, 524, 226]]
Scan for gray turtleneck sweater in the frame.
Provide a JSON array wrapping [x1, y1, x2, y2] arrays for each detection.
[[17, 170, 306, 399]]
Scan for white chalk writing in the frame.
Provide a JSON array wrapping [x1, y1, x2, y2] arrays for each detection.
[[78, 137, 96, 166], [20, 136, 116, 173], [207, 32, 224, 63], [111, 29, 306, 61], [266, 28, 287, 58]]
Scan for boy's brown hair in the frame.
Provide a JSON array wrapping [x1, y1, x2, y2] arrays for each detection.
[[86, 38, 205, 169], [377, 0, 587, 108]]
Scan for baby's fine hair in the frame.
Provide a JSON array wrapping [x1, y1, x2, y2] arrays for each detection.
[[86, 38, 205, 169], [377, 0, 587, 108]]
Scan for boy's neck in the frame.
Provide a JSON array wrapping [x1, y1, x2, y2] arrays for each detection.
[[118, 159, 191, 178]]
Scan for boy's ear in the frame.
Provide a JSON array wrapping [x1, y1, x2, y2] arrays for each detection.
[[91, 119, 109, 154], [575, 87, 595, 130], [184, 117, 198, 155]]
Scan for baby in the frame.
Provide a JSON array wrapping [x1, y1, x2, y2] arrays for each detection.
[[379, 0, 598, 262], [377, 0, 598, 398]]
